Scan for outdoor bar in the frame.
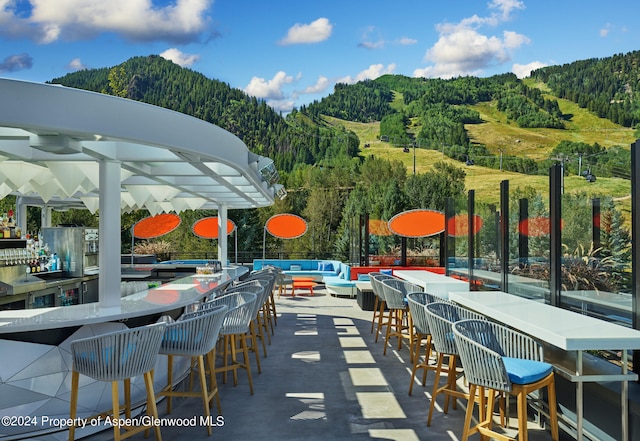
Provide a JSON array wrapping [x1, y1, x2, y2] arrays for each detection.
[[0, 78, 278, 439]]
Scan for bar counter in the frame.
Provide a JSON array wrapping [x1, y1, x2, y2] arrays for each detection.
[[0, 266, 247, 440]]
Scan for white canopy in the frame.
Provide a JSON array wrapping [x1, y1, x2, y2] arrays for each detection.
[[0, 78, 277, 213]]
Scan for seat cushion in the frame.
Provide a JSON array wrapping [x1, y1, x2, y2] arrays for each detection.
[[503, 357, 553, 385]]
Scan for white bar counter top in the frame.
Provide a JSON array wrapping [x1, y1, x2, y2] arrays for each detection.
[[0, 268, 243, 334], [449, 290, 640, 351], [394, 269, 469, 299]]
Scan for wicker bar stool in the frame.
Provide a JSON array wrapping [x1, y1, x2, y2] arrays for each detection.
[[157, 304, 228, 436], [424, 301, 485, 427], [208, 292, 258, 395], [406, 292, 440, 395], [369, 273, 395, 342], [69, 322, 166, 441], [453, 319, 559, 441]]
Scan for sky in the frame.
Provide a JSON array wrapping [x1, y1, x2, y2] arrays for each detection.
[[1, 0, 640, 113]]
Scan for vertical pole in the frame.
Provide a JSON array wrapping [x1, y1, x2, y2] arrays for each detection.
[[592, 198, 601, 257], [217, 205, 228, 266], [468, 190, 475, 290], [500, 180, 509, 291], [519, 198, 529, 267], [549, 163, 562, 307], [364, 213, 370, 266], [444, 197, 453, 276], [631, 140, 640, 375], [262, 227, 266, 265], [401, 236, 407, 266], [413, 142, 416, 175], [98, 159, 121, 310]]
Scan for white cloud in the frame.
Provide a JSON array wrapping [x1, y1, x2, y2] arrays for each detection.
[[415, 3, 529, 79], [488, 0, 525, 20], [1, 0, 213, 44], [160, 48, 200, 67], [512, 61, 547, 78], [267, 99, 296, 113], [397, 37, 417, 45], [301, 76, 331, 94], [66, 57, 87, 71], [338, 63, 397, 84], [279, 17, 332, 45], [244, 71, 295, 100]]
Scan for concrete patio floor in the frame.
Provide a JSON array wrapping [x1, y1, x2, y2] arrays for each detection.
[[80, 287, 567, 441]]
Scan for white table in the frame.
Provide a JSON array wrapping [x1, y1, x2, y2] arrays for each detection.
[[449, 291, 640, 441], [394, 270, 469, 299]]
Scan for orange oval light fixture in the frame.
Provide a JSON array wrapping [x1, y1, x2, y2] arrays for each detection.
[[388, 209, 445, 237], [192, 217, 236, 239], [265, 213, 307, 239], [519, 216, 563, 237], [133, 213, 181, 239], [368, 219, 393, 236], [447, 214, 483, 237]]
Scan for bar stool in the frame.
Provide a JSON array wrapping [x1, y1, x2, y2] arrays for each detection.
[[369, 273, 394, 342], [157, 304, 228, 436], [224, 281, 268, 370], [380, 278, 422, 357], [209, 292, 258, 394], [68, 322, 166, 441], [424, 302, 485, 427], [406, 292, 440, 395], [453, 319, 559, 441]]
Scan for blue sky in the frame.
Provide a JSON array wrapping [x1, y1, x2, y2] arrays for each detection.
[[1, 0, 639, 113]]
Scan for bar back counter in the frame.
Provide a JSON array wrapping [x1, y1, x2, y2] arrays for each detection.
[[0, 266, 247, 440]]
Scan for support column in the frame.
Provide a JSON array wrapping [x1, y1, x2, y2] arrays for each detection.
[[99, 160, 121, 310], [15, 196, 27, 238], [218, 205, 228, 265], [41, 206, 53, 228]]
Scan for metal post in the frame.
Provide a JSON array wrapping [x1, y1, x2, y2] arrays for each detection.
[[444, 197, 453, 276], [468, 190, 475, 290], [631, 140, 640, 375], [500, 180, 509, 291], [519, 198, 529, 267], [592, 198, 601, 256], [549, 163, 562, 307]]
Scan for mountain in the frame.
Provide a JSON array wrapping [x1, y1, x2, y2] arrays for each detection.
[[51, 52, 639, 182], [50, 55, 358, 173]]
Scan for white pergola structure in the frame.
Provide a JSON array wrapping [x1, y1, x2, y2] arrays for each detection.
[[0, 78, 279, 309]]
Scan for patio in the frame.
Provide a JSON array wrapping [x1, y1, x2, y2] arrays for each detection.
[[78, 287, 566, 441]]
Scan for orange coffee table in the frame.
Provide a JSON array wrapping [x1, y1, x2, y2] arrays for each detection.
[[291, 277, 317, 297]]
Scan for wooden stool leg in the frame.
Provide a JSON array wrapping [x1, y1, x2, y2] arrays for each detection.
[[548, 378, 559, 441], [196, 355, 212, 436], [143, 371, 162, 441], [461, 383, 477, 441], [166, 354, 174, 413], [111, 381, 121, 441], [207, 349, 222, 414], [427, 353, 445, 426], [69, 370, 79, 441]]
